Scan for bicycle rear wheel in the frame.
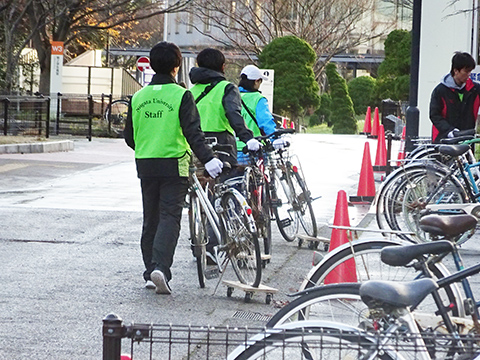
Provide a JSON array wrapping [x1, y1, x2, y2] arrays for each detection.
[[244, 167, 272, 261], [104, 99, 128, 134], [220, 192, 262, 287], [188, 191, 207, 288]]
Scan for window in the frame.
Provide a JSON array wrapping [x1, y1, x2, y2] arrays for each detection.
[[204, 9, 211, 33], [187, 11, 194, 33]]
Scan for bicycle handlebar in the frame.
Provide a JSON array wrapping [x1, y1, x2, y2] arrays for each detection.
[[241, 128, 295, 154]]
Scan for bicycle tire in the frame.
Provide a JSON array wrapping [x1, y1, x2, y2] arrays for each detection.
[[220, 192, 262, 287], [104, 99, 128, 134], [267, 283, 363, 327], [228, 321, 397, 360], [188, 191, 207, 288], [386, 165, 468, 242], [298, 239, 463, 318], [244, 166, 272, 259], [288, 165, 317, 238], [375, 163, 440, 238], [271, 167, 299, 242], [375, 165, 426, 236]]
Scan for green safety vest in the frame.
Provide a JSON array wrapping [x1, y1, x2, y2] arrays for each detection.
[[237, 91, 264, 150], [131, 83, 191, 176], [190, 80, 235, 135]]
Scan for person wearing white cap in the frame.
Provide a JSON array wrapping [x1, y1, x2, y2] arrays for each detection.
[[237, 65, 282, 164]]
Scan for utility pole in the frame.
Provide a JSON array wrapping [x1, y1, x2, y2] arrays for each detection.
[[163, 0, 169, 42], [405, 0, 422, 153]]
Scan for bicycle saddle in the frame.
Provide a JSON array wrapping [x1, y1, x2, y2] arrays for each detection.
[[360, 278, 437, 309], [437, 144, 471, 157], [419, 214, 477, 238], [380, 240, 454, 267]]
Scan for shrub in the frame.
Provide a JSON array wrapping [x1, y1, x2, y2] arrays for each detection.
[[348, 76, 376, 115]]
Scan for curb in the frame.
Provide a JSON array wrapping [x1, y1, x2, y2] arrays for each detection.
[[0, 140, 74, 154]]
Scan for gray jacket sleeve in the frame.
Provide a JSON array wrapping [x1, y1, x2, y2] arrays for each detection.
[[222, 83, 253, 143]]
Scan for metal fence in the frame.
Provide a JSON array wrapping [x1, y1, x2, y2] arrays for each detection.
[[0, 94, 126, 140], [102, 314, 480, 360]]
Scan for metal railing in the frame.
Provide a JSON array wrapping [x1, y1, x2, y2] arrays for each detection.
[[0, 93, 124, 141], [102, 313, 480, 360]]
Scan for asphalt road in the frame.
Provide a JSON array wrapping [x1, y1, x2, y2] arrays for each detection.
[[1, 134, 478, 359]]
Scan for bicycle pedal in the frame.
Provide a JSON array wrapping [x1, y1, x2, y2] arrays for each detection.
[[204, 268, 220, 279], [270, 199, 282, 207], [279, 218, 292, 227]]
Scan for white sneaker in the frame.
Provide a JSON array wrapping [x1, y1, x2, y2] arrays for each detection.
[[145, 280, 155, 290], [150, 270, 172, 295]]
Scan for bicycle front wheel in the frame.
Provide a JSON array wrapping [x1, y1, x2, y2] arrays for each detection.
[[220, 192, 262, 287], [267, 283, 364, 328], [228, 321, 397, 360], [104, 99, 128, 134], [188, 191, 207, 288], [288, 165, 317, 238], [272, 168, 299, 242]]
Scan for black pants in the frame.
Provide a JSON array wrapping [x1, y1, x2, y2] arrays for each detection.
[[140, 177, 189, 282]]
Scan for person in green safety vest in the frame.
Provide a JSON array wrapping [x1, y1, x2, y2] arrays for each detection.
[[189, 48, 261, 165], [124, 41, 223, 295], [236, 64, 287, 165], [189, 49, 261, 265]]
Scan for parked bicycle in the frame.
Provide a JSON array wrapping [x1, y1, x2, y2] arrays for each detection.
[[103, 96, 130, 134], [376, 137, 480, 243]]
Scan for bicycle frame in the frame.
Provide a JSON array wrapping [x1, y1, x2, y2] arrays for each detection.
[[189, 170, 222, 246]]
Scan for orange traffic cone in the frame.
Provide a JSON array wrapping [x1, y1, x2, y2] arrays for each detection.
[[324, 190, 357, 284], [361, 106, 372, 135], [349, 142, 375, 203], [281, 117, 287, 129], [397, 126, 406, 166], [370, 107, 380, 138], [375, 125, 387, 167], [290, 121, 295, 129]]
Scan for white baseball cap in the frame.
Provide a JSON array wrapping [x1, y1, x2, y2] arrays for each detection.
[[241, 65, 268, 81]]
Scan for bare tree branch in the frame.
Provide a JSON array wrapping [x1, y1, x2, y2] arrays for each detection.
[[185, 0, 397, 79]]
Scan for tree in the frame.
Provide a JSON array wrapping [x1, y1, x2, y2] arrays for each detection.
[[0, 0, 192, 95], [376, 29, 411, 101], [325, 62, 357, 134], [348, 76, 376, 114], [186, 0, 393, 78], [258, 36, 320, 124]]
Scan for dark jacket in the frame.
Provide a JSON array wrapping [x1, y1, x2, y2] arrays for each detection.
[[124, 73, 214, 178], [430, 75, 480, 143], [189, 67, 253, 162]]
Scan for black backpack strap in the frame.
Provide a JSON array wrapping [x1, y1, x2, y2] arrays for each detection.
[[241, 99, 265, 136], [195, 80, 221, 104]]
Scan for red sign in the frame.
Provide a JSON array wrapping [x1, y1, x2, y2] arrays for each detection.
[[137, 56, 151, 72], [51, 41, 64, 55]]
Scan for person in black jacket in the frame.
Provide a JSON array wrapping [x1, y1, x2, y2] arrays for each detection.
[[430, 52, 480, 143], [189, 48, 261, 163], [124, 41, 223, 294]]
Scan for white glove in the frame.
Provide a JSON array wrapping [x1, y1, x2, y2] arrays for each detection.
[[447, 128, 460, 138], [205, 158, 223, 178], [272, 138, 288, 150], [246, 138, 262, 152]]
